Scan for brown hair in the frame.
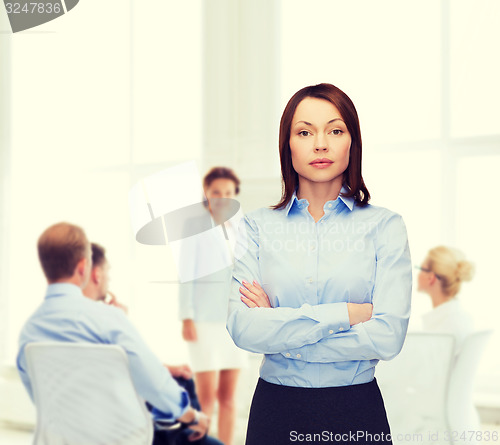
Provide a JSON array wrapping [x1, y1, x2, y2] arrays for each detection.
[[272, 83, 370, 209], [426, 246, 475, 298], [203, 167, 241, 194], [37, 222, 89, 282], [91, 243, 106, 268]]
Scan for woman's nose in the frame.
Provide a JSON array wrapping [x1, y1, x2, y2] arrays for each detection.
[[314, 144, 328, 152], [314, 134, 328, 151]]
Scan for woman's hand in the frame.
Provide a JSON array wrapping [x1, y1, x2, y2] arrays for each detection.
[[182, 319, 197, 342], [347, 303, 373, 326], [240, 280, 272, 308]]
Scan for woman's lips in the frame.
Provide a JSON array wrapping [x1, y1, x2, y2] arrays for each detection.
[[310, 159, 333, 169]]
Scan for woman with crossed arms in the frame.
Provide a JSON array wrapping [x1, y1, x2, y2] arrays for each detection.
[[227, 83, 412, 444]]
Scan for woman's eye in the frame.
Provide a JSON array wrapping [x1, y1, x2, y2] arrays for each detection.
[[330, 129, 343, 135], [298, 130, 310, 136]]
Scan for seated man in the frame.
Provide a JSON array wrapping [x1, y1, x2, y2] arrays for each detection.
[[83, 242, 221, 444], [16, 222, 218, 445]]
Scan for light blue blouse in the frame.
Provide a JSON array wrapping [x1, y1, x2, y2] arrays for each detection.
[[227, 186, 412, 387]]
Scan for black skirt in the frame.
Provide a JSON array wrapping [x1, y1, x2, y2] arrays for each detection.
[[245, 378, 392, 445]]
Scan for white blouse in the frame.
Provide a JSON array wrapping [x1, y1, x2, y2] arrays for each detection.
[[421, 298, 474, 354]]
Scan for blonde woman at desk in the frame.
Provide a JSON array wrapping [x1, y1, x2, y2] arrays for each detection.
[[416, 245, 475, 354]]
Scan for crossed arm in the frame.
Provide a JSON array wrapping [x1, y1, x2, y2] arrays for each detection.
[[226, 213, 412, 362], [240, 280, 373, 326]]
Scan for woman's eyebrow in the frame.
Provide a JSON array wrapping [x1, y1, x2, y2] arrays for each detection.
[[294, 118, 344, 127]]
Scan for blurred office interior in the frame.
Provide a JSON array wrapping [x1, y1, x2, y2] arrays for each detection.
[[1, 0, 499, 442]]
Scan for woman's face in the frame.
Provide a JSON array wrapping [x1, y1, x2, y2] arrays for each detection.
[[204, 178, 237, 215], [417, 259, 431, 293], [289, 97, 351, 189]]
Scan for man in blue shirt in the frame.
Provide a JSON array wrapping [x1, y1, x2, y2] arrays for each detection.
[[17, 222, 212, 444]]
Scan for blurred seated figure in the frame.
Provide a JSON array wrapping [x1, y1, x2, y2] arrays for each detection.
[[16, 223, 216, 445], [379, 247, 484, 444], [416, 245, 475, 354]]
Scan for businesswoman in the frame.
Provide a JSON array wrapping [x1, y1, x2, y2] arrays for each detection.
[[417, 245, 475, 354], [227, 83, 412, 444], [179, 167, 247, 445]]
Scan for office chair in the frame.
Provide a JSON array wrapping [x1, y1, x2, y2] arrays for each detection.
[[447, 330, 493, 443], [25, 342, 154, 445], [376, 332, 456, 445], [377, 331, 493, 445]]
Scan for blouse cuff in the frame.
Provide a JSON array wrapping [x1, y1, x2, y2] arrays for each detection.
[[311, 302, 351, 335], [279, 302, 350, 360]]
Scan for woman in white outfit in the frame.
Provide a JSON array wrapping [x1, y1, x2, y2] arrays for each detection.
[[179, 167, 247, 445], [416, 245, 475, 354]]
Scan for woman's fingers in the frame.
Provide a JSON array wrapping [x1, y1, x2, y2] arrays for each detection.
[[240, 295, 258, 308], [252, 280, 264, 290], [240, 280, 272, 308], [250, 280, 268, 298], [239, 285, 260, 306], [242, 280, 265, 298]]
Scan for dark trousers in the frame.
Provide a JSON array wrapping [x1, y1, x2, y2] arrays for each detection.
[[151, 377, 224, 445], [153, 428, 224, 445], [245, 378, 392, 445]]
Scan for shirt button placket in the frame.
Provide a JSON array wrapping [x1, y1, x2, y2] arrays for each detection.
[[305, 219, 316, 302], [314, 219, 321, 304]]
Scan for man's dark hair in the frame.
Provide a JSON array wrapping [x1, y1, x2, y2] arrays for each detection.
[[91, 243, 106, 268]]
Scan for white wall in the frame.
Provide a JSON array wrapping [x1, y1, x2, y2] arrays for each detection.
[[0, 0, 204, 365]]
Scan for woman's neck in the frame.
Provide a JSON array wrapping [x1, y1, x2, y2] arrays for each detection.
[[429, 290, 454, 309], [296, 177, 343, 222]]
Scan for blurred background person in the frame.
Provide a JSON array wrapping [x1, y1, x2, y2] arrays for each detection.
[[179, 167, 247, 445], [17, 223, 211, 444], [417, 245, 475, 354]]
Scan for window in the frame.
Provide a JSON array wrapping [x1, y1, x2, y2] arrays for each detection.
[[1, 0, 202, 364]]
